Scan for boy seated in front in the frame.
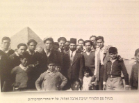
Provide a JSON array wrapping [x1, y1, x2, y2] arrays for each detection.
[[11, 53, 29, 91], [35, 63, 67, 91], [103, 47, 129, 91]]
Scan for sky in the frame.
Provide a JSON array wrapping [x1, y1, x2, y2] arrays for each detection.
[[0, 0, 139, 59]]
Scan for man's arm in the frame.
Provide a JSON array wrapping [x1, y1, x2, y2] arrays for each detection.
[[35, 73, 44, 91], [79, 55, 85, 81], [59, 73, 68, 89], [120, 61, 129, 85]]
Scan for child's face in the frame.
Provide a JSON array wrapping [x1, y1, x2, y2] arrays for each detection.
[[71, 81, 80, 90], [136, 52, 139, 62], [20, 58, 28, 67], [84, 72, 89, 77], [48, 64, 55, 72], [109, 53, 117, 60]]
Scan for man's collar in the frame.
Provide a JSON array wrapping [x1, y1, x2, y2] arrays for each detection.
[[15, 52, 20, 56], [27, 49, 35, 55], [0, 47, 11, 53], [19, 64, 27, 71]]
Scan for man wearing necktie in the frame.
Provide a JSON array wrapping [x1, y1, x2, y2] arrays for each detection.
[[66, 38, 85, 89]]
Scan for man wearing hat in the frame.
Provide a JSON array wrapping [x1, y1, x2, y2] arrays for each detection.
[[66, 38, 85, 89]]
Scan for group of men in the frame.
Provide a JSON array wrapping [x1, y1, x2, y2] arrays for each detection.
[[0, 35, 137, 91]]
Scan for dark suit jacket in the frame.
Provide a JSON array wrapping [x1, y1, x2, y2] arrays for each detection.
[[39, 50, 59, 73], [66, 51, 85, 80], [130, 62, 138, 89], [56, 50, 69, 77]]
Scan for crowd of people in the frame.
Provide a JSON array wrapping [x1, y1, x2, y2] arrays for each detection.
[[0, 35, 138, 92]]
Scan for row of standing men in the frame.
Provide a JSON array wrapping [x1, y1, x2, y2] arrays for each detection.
[[0, 36, 138, 91]]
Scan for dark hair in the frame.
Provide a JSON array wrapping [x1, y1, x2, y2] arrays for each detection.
[[84, 40, 92, 46], [96, 36, 104, 42], [84, 66, 92, 76], [43, 37, 54, 43], [109, 47, 118, 54], [135, 48, 139, 56], [54, 42, 59, 46], [78, 39, 84, 43], [17, 43, 27, 49], [71, 79, 81, 86], [19, 52, 28, 59], [27, 39, 37, 45], [66, 41, 70, 43], [58, 37, 67, 42], [2, 36, 11, 42], [90, 35, 96, 40]]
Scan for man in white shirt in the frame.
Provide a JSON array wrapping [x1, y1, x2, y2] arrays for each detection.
[[94, 36, 109, 90]]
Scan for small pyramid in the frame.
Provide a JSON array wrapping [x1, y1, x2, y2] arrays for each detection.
[[10, 27, 44, 49]]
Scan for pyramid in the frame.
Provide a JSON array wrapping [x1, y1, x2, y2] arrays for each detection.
[[10, 27, 44, 49]]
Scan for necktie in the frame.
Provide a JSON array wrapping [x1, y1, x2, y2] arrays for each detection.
[[70, 51, 73, 65]]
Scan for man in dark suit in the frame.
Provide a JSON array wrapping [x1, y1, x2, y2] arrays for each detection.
[[66, 38, 85, 89], [39, 37, 59, 73], [26, 39, 40, 90], [0, 37, 14, 92], [57, 37, 69, 77]]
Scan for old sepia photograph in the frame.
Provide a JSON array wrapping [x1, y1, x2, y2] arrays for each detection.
[[0, 0, 139, 103]]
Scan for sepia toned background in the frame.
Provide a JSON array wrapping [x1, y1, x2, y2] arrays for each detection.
[[0, 0, 139, 103]]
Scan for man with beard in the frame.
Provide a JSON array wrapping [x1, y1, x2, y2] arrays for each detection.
[[0, 37, 14, 91], [57, 37, 69, 77], [66, 38, 85, 89]]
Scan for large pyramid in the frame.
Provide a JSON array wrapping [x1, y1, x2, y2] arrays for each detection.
[[10, 27, 44, 49]]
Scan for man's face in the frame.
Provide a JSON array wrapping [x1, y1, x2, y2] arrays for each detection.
[[109, 53, 117, 60], [17, 46, 27, 55], [20, 58, 28, 67], [48, 64, 56, 72], [78, 41, 84, 46], [85, 42, 91, 52], [90, 37, 96, 44], [28, 42, 36, 52], [76, 45, 83, 51], [44, 40, 53, 50], [1, 40, 10, 50], [96, 39, 104, 48], [64, 42, 70, 51], [136, 52, 139, 62], [69, 43, 76, 51], [59, 40, 66, 50]]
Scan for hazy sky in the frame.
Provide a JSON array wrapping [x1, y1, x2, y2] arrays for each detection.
[[0, 0, 139, 59]]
